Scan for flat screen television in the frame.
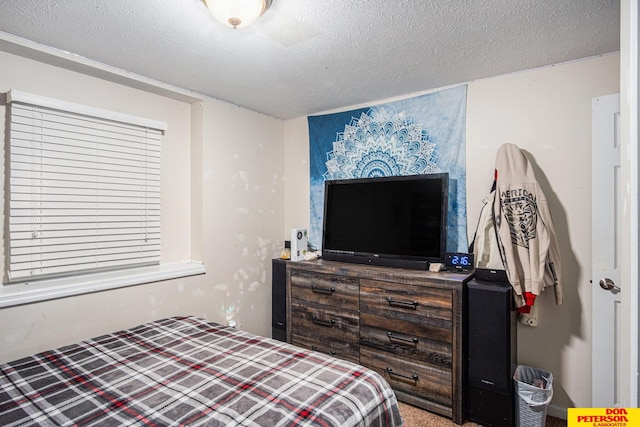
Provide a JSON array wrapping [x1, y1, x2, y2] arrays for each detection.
[[321, 173, 448, 270]]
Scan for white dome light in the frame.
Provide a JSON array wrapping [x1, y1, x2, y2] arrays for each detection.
[[204, 0, 272, 29]]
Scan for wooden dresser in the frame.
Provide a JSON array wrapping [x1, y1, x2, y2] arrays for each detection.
[[285, 259, 472, 425]]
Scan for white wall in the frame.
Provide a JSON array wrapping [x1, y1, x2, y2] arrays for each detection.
[[283, 53, 620, 411], [0, 50, 284, 362], [467, 54, 619, 411], [200, 98, 285, 332]]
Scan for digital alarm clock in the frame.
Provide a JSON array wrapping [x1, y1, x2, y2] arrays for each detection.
[[445, 252, 474, 271]]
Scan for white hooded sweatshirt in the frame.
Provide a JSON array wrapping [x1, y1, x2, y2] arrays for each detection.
[[493, 143, 564, 326]]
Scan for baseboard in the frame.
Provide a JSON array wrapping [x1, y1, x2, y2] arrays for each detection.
[[547, 404, 567, 420]]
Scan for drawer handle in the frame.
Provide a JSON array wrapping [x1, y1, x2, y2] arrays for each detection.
[[386, 367, 419, 382], [311, 285, 336, 295], [311, 345, 337, 355], [387, 332, 419, 347], [312, 315, 336, 327], [386, 297, 419, 310]]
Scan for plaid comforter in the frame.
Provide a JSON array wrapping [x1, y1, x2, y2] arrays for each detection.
[[0, 316, 403, 427]]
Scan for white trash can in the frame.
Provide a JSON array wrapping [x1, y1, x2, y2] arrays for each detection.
[[513, 365, 553, 427]]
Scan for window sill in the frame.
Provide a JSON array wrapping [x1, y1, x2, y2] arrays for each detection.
[[0, 261, 206, 309]]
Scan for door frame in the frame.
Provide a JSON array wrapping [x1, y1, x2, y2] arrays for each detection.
[[619, 0, 639, 408]]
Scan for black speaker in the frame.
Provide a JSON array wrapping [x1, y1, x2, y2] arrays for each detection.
[[271, 258, 287, 342], [464, 279, 517, 427]]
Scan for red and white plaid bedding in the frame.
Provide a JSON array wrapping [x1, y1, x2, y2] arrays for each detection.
[[0, 316, 403, 426]]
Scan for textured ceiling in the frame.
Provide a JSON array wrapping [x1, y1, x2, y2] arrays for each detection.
[[0, 0, 620, 119]]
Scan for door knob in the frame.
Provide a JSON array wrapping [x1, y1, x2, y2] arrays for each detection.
[[599, 278, 620, 292]]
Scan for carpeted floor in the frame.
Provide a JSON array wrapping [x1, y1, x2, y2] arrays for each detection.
[[398, 402, 567, 427]]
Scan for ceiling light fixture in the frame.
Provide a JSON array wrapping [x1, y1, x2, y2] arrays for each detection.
[[204, 0, 272, 29]]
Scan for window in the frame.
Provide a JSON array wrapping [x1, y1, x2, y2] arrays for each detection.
[[6, 90, 166, 283]]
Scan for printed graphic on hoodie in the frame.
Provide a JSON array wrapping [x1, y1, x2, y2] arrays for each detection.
[[501, 188, 537, 248]]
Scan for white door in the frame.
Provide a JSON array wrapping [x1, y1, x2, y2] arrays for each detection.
[[591, 93, 621, 407]]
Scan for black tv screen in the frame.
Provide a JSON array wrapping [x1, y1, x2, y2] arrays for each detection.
[[321, 173, 448, 270]]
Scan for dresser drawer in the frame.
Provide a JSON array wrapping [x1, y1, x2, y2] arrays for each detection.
[[360, 346, 452, 409], [291, 300, 359, 346], [360, 312, 452, 367], [290, 270, 359, 310], [360, 278, 452, 324], [292, 333, 359, 364]]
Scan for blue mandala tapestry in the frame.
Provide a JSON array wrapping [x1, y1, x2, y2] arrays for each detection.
[[307, 85, 467, 253]]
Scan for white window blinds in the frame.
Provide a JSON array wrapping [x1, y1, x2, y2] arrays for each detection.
[[6, 90, 166, 283]]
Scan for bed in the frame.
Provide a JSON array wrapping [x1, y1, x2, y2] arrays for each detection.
[[0, 316, 403, 426]]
